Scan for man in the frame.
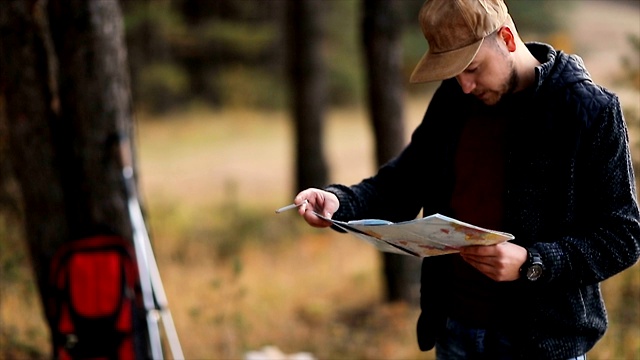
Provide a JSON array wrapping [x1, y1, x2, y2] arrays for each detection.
[[292, 0, 640, 358]]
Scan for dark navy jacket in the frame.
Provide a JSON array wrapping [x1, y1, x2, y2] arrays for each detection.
[[326, 43, 640, 359]]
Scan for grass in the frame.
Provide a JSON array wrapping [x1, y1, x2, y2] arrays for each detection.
[[2, 96, 640, 359]]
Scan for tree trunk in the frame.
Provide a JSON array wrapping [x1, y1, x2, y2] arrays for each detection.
[[287, 0, 329, 191], [362, 0, 421, 304], [46, 0, 135, 239], [0, 0, 144, 354], [0, 0, 68, 303]]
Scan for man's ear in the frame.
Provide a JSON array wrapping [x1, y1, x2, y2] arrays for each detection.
[[498, 26, 517, 52]]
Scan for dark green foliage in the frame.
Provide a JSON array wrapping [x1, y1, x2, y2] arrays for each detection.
[[122, 0, 566, 113]]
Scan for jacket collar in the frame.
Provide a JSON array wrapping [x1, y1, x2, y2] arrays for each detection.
[[527, 42, 592, 93]]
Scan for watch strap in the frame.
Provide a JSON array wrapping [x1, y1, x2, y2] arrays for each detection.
[[520, 247, 544, 281]]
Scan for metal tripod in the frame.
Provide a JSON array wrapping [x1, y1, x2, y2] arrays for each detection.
[[121, 138, 184, 360]]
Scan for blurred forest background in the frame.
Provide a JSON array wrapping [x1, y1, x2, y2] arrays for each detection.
[[1, 0, 639, 359], [123, 0, 563, 112]]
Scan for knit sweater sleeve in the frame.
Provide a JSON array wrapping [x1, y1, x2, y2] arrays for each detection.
[[536, 93, 640, 287], [323, 155, 426, 223]]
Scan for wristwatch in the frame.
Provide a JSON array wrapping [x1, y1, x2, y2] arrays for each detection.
[[520, 248, 544, 281]]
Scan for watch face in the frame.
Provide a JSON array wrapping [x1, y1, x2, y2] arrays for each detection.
[[527, 264, 543, 281]]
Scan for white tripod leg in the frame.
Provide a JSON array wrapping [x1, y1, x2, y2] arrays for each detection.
[[125, 166, 184, 360]]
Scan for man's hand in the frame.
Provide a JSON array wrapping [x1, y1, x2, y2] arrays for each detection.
[[293, 188, 340, 228], [459, 242, 528, 281]]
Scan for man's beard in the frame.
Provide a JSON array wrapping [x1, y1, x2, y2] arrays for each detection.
[[489, 66, 519, 105]]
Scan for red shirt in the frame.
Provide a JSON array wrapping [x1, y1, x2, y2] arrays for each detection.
[[448, 111, 508, 327]]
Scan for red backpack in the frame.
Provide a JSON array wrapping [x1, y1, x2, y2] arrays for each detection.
[[47, 235, 146, 360]]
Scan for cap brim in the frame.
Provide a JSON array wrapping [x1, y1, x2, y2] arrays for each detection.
[[409, 38, 484, 84]]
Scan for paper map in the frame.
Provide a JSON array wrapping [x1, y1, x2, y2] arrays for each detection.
[[315, 212, 514, 257]]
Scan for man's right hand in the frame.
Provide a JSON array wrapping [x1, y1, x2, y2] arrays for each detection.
[[294, 188, 339, 228]]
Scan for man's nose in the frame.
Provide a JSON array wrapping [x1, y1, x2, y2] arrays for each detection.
[[456, 74, 475, 94]]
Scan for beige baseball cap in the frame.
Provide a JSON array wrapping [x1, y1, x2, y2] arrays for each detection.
[[409, 0, 509, 83]]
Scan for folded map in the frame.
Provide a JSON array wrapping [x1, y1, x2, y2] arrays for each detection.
[[314, 212, 514, 257]]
